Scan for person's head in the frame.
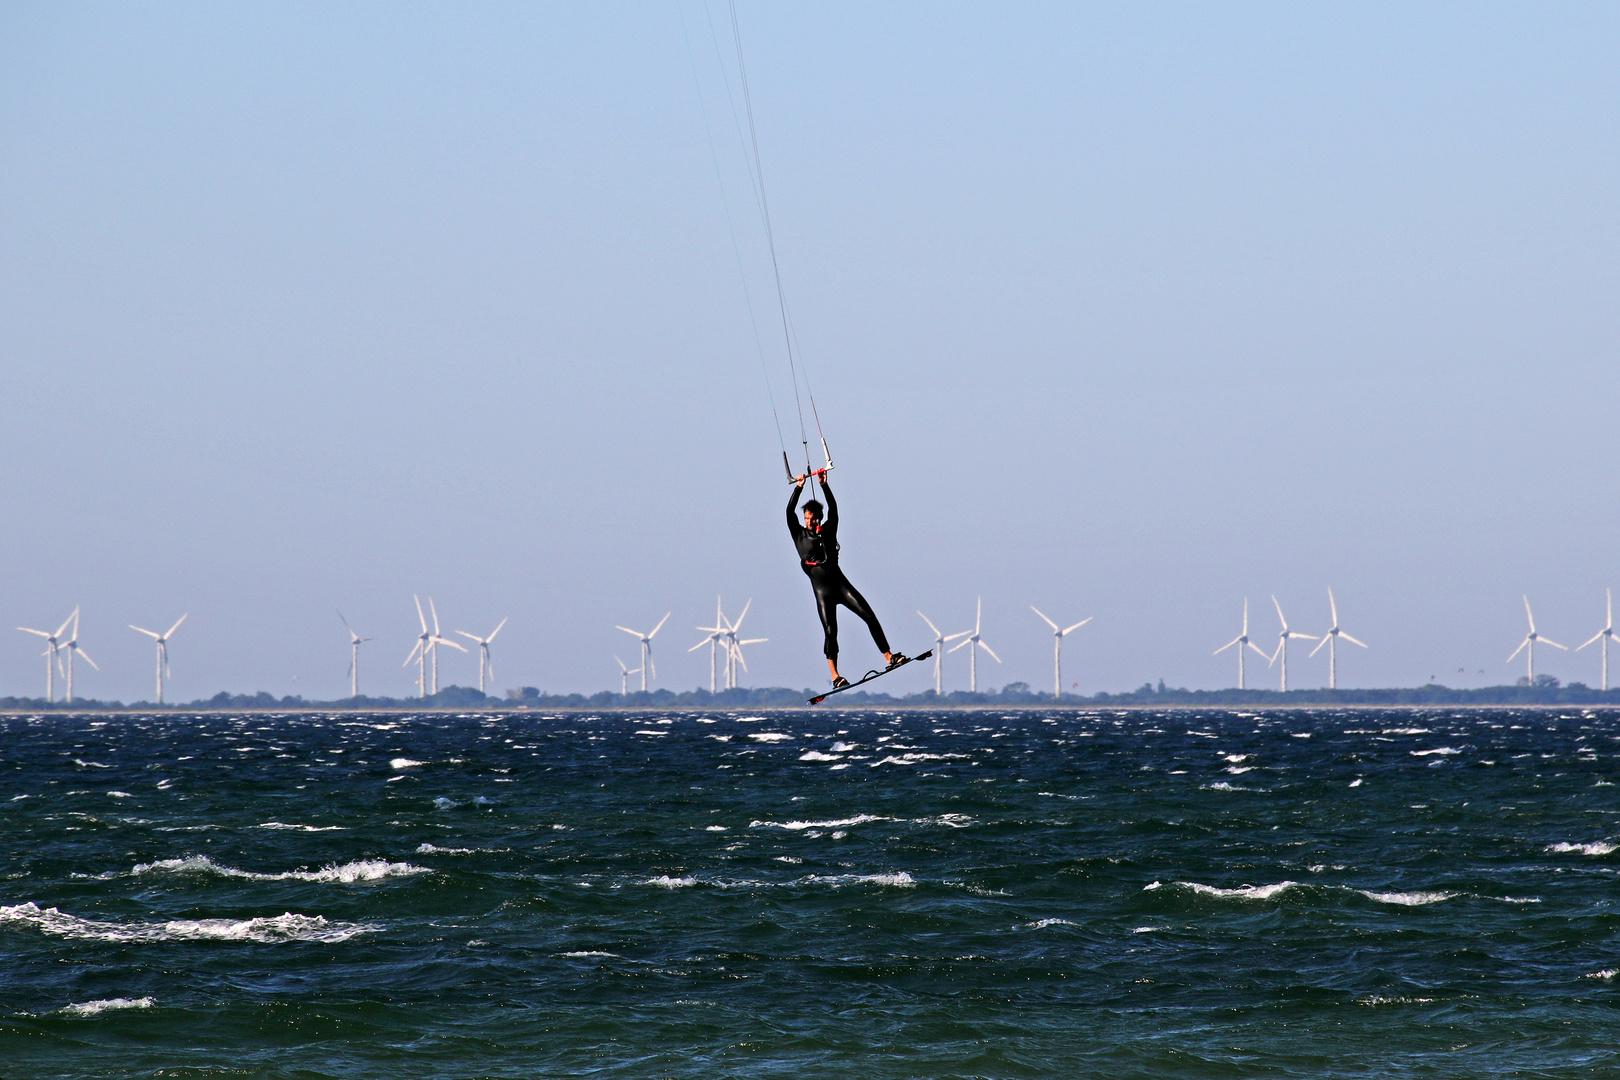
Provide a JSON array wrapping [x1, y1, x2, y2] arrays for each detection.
[[802, 499, 823, 527]]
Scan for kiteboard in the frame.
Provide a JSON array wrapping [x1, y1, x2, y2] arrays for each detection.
[[808, 651, 932, 705]]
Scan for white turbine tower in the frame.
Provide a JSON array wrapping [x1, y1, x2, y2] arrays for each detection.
[[690, 597, 727, 693], [1574, 592, 1613, 693], [1031, 606, 1091, 699], [1214, 599, 1268, 690], [423, 598, 465, 694], [404, 597, 433, 698], [338, 611, 373, 699], [1266, 596, 1318, 692], [720, 599, 767, 690], [1508, 595, 1565, 684], [616, 613, 670, 692], [457, 617, 509, 695], [615, 656, 641, 695], [1308, 588, 1366, 690], [947, 598, 1000, 693], [916, 612, 967, 694], [61, 609, 97, 704], [129, 614, 187, 705], [18, 608, 76, 702]]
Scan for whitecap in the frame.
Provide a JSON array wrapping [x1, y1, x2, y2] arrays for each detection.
[[128, 855, 428, 883], [415, 843, 478, 854], [1583, 969, 1619, 981], [73, 759, 110, 768], [704, 825, 727, 832], [750, 815, 889, 831], [645, 875, 699, 888], [59, 997, 155, 1017], [389, 758, 426, 769], [1357, 889, 1457, 906], [1224, 766, 1254, 775], [1548, 841, 1616, 856], [106, 791, 134, 799], [560, 951, 619, 958], [805, 872, 915, 888], [748, 733, 793, 742], [798, 751, 841, 761], [634, 730, 667, 736], [1411, 747, 1462, 757], [1144, 880, 1301, 901], [432, 797, 457, 810], [1201, 782, 1255, 792], [258, 822, 345, 833], [0, 902, 372, 944], [1025, 917, 1077, 929]]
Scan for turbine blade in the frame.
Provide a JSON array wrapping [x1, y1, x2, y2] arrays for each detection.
[[1289, 632, 1319, 641], [650, 612, 671, 638], [54, 611, 76, 638], [432, 636, 468, 652], [1340, 633, 1368, 649], [1247, 640, 1270, 658], [1524, 595, 1535, 632], [943, 630, 971, 642], [917, 611, 940, 636], [616, 656, 628, 672], [130, 625, 160, 640], [1062, 617, 1092, 635], [404, 641, 423, 666], [1272, 594, 1286, 628], [616, 626, 643, 638], [948, 639, 971, 654], [1309, 636, 1330, 657], [1030, 606, 1058, 632], [17, 628, 50, 639], [165, 613, 188, 638], [456, 631, 480, 642], [1214, 636, 1242, 655], [429, 598, 441, 636], [1328, 588, 1338, 626], [338, 609, 352, 630], [1578, 630, 1605, 650], [978, 641, 1001, 663], [1541, 637, 1568, 651], [76, 648, 99, 671], [1507, 639, 1528, 662], [414, 595, 427, 633], [487, 617, 508, 642]]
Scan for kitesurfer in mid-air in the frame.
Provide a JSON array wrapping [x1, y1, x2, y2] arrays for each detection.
[[788, 472, 907, 687]]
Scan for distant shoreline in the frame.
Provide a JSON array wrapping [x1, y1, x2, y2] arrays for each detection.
[[3, 681, 1617, 713]]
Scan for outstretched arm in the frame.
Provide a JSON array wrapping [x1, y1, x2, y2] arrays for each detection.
[[820, 478, 838, 530], [786, 476, 804, 534]]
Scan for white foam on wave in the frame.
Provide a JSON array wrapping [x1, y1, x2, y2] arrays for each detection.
[[798, 751, 841, 761], [560, 950, 619, 958], [868, 753, 968, 767], [1583, 969, 1619, 981], [634, 730, 667, 736], [389, 758, 426, 769], [1357, 889, 1457, 906], [129, 855, 428, 883], [806, 872, 915, 888], [107, 791, 134, 799], [750, 814, 889, 831], [415, 843, 482, 855], [73, 759, 110, 768], [1358, 994, 1436, 1006], [59, 996, 155, 1017], [0, 902, 373, 944], [644, 875, 699, 888], [1411, 747, 1462, 757], [1145, 880, 1302, 901], [748, 732, 793, 742], [1548, 842, 1617, 856], [259, 822, 346, 832], [1025, 917, 1078, 929], [1202, 782, 1256, 792]]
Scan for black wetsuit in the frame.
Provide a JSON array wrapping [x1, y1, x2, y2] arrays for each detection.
[[787, 481, 890, 662]]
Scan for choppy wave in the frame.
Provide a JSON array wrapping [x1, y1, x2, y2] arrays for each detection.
[[750, 815, 889, 831], [1547, 842, 1616, 856], [0, 902, 373, 943], [805, 872, 915, 888], [389, 758, 426, 769], [258, 822, 346, 832], [59, 997, 155, 1017], [128, 855, 428, 883], [1145, 881, 1459, 906]]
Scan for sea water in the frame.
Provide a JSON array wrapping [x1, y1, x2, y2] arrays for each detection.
[[2, 708, 1618, 1078]]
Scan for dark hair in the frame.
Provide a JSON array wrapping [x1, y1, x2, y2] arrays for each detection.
[[802, 499, 824, 519]]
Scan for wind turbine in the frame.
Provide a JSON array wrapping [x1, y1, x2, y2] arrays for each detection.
[[424, 598, 465, 694], [61, 609, 97, 704], [1308, 588, 1367, 690], [616, 613, 670, 692], [18, 608, 76, 702], [1508, 595, 1565, 683], [404, 596, 433, 698], [1214, 599, 1269, 690], [457, 617, 508, 695], [337, 611, 373, 699], [1574, 592, 1613, 693], [615, 656, 641, 695], [690, 598, 727, 693], [720, 599, 766, 690], [1031, 606, 1091, 698], [946, 598, 1000, 692], [129, 614, 187, 705], [916, 612, 967, 694], [1266, 596, 1318, 692]]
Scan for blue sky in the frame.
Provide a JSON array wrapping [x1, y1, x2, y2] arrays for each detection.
[[1, 2, 1617, 700]]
